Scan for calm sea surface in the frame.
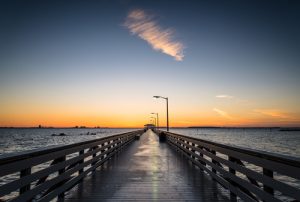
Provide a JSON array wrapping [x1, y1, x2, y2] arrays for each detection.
[[0, 128, 134, 155], [1, 128, 299, 157], [0, 128, 299, 201], [170, 128, 300, 158]]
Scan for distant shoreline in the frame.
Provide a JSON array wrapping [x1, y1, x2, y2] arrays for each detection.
[[1, 126, 299, 130]]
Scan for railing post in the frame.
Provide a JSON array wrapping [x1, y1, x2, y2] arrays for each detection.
[[198, 146, 206, 171], [58, 155, 66, 201], [229, 156, 237, 202], [79, 150, 84, 175], [211, 150, 217, 174], [263, 168, 274, 196], [119, 137, 123, 148], [101, 143, 106, 160], [92, 146, 98, 168], [191, 143, 196, 159], [20, 167, 31, 195]]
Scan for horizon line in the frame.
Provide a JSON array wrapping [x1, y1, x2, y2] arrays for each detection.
[[0, 126, 299, 129]]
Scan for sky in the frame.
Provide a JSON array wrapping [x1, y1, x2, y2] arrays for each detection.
[[0, 0, 300, 127]]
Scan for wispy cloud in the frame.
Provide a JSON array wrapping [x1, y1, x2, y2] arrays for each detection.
[[124, 9, 184, 61], [216, 95, 253, 105], [216, 95, 234, 99], [213, 108, 233, 119], [254, 109, 290, 119]]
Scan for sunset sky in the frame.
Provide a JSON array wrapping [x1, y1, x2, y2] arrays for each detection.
[[0, 0, 300, 127]]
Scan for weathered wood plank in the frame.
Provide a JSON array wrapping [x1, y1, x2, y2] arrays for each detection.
[[65, 130, 230, 202], [166, 131, 300, 201]]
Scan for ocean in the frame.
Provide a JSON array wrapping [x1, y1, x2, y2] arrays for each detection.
[[170, 128, 300, 158], [1, 128, 299, 157], [0, 127, 299, 201]]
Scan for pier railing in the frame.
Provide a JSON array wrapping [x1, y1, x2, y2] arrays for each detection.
[[0, 129, 143, 201], [160, 130, 300, 202]]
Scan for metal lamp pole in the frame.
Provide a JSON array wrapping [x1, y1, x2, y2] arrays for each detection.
[[151, 113, 159, 130], [153, 96, 169, 131], [151, 117, 156, 129]]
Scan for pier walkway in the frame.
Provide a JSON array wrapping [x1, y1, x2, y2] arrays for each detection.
[[1, 129, 299, 201], [65, 130, 229, 201]]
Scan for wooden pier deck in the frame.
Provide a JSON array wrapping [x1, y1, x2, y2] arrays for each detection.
[[65, 130, 229, 201], [1, 129, 299, 201]]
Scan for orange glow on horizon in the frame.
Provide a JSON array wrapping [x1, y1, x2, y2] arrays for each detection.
[[1, 112, 299, 128], [1, 93, 299, 128]]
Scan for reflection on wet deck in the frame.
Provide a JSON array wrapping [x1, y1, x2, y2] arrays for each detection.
[[65, 130, 229, 201]]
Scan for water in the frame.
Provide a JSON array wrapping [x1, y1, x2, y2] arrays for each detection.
[[0, 128, 135, 155], [170, 128, 300, 158], [169, 128, 300, 201], [0, 127, 299, 201], [1, 128, 299, 157]]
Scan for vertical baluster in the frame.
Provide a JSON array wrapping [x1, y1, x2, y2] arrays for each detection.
[[228, 156, 237, 202], [108, 140, 113, 154], [101, 143, 106, 160], [92, 146, 98, 168], [111, 139, 115, 151], [211, 150, 217, 174], [175, 137, 179, 149], [198, 146, 206, 171], [263, 168, 274, 196], [116, 138, 120, 148], [120, 137, 123, 148], [79, 150, 84, 175], [58, 155, 66, 201], [20, 167, 31, 195], [191, 143, 195, 159], [185, 140, 188, 150]]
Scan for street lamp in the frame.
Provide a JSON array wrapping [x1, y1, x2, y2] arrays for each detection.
[[150, 117, 156, 129], [150, 119, 155, 127], [151, 113, 159, 130], [153, 96, 169, 131]]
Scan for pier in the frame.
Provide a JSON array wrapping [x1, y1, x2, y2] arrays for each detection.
[[0, 129, 300, 201], [65, 129, 228, 201]]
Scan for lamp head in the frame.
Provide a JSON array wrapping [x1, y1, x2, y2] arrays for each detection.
[[153, 96, 160, 99]]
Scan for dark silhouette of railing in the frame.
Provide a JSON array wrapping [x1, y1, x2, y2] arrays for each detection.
[[0, 130, 143, 201], [159, 130, 300, 202]]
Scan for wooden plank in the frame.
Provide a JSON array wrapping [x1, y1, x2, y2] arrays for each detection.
[[167, 139, 255, 202], [0, 130, 142, 165], [168, 137, 284, 202], [19, 168, 31, 194], [174, 138, 300, 198], [0, 138, 126, 196], [10, 135, 136, 202], [40, 137, 137, 202], [167, 133, 300, 180], [0, 132, 139, 177], [65, 130, 231, 202]]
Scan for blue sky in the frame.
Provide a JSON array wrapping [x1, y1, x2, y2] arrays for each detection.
[[0, 0, 300, 127]]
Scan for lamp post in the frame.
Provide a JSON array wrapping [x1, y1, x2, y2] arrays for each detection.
[[150, 117, 156, 129], [151, 113, 159, 130], [153, 96, 169, 131], [150, 119, 155, 128]]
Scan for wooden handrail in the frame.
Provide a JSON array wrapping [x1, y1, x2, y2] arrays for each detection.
[[159, 130, 300, 202], [0, 131, 141, 165], [0, 129, 143, 201], [163, 131, 300, 168]]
